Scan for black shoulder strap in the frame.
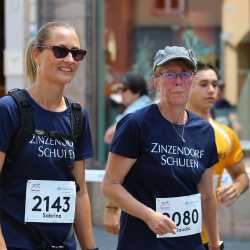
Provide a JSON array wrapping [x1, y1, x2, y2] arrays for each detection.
[[7, 92, 82, 156], [7, 88, 34, 160], [65, 97, 83, 147]]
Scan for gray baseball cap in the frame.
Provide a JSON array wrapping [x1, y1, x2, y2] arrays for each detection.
[[153, 46, 197, 72]]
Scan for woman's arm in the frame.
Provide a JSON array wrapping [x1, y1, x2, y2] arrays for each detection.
[[72, 160, 97, 250], [198, 167, 221, 250], [102, 152, 176, 236], [0, 151, 8, 250], [0, 227, 7, 250]]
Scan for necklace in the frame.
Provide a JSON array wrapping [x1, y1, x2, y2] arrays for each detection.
[[158, 104, 187, 143], [171, 122, 186, 143]]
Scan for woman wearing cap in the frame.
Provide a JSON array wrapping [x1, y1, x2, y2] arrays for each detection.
[[102, 45, 221, 250]]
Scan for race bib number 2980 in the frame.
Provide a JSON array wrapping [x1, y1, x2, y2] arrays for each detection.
[[156, 193, 202, 238], [25, 180, 76, 223]]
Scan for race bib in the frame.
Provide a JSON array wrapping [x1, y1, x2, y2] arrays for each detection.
[[156, 193, 201, 238], [25, 180, 76, 223]]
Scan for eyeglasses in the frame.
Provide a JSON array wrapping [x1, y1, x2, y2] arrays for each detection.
[[36, 45, 87, 61], [159, 71, 193, 81]]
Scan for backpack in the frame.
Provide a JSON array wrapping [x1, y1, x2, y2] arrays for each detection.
[[1, 88, 83, 189], [0, 88, 83, 249], [5, 88, 83, 165]]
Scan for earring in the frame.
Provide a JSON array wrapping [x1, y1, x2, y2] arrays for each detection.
[[36, 64, 40, 72]]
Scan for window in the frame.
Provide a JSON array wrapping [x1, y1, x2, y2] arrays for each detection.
[[154, 0, 186, 15]]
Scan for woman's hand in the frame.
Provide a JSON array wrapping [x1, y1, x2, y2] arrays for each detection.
[[103, 206, 121, 234], [145, 209, 176, 235]]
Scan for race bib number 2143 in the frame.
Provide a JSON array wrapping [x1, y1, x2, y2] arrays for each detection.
[[25, 180, 76, 223]]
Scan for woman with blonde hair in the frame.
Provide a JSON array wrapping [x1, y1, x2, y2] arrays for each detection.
[[0, 21, 97, 250]]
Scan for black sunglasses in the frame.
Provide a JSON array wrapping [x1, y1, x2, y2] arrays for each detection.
[[36, 45, 87, 61]]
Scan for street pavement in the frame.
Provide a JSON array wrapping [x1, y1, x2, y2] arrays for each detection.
[[94, 226, 117, 250], [93, 226, 250, 250]]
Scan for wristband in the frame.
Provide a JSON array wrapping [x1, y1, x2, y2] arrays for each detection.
[[85, 248, 99, 250], [209, 241, 224, 250], [105, 206, 119, 210], [220, 241, 224, 250]]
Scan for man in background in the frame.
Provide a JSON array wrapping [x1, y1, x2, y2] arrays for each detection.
[[187, 62, 249, 250]]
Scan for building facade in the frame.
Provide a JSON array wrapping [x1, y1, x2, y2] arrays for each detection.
[[222, 0, 250, 139]]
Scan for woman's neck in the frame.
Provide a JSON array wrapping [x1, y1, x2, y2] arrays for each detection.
[[158, 101, 187, 124], [29, 81, 66, 112]]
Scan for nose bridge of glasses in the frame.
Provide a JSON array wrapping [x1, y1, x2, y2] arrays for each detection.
[[169, 72, 185, 82], [61, 47, 74, 61], [177, 72, 190, 79], [176, 72, 183, 80]]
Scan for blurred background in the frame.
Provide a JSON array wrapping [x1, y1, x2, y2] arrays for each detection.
[[1, 0, 250, 249]]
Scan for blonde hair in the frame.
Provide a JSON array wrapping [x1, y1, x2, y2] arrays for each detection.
[[25, 37, 37, 83], [25, 21, 76, 83]]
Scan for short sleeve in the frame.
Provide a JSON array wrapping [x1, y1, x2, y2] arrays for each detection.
[[225, 127, 244, 166], [74, 109, 93, 160], [0, 96, 20, 153], [110, 114, 142, 159]]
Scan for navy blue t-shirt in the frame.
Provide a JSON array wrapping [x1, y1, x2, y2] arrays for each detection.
[[110, 104, 218, 250], [0, 93, 93, 249]]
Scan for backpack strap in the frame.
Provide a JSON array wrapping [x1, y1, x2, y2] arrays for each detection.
[[64, 97, 83, 148], [7, 88, 34, 160], [64, 98, 82, 192], [7, 91, 82, 157], [1, 88, 33, 187]]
